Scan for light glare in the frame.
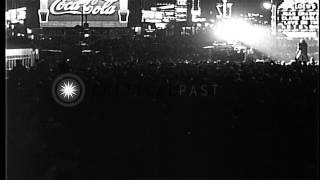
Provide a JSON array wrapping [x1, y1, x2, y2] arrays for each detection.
[[263, 2, 272, 10], [214, 18, 269, 44], [59, 81, 78, 99]]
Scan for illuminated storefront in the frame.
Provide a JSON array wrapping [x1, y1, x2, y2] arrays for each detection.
[[38, 0, 129, 28], [277, 0, 319, 39], [5, 48, 39, 70]]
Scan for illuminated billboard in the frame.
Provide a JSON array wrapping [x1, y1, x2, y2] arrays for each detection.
[[277, 0, 319, 39], [176, 0, 187, 22], [38, 0, 129, 27], [142, 10, 164, 23], [6, 7, 27, 24], [142, 4, 175, 24]]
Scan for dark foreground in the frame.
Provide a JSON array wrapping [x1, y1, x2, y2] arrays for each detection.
[[7, 54, 319, 179]]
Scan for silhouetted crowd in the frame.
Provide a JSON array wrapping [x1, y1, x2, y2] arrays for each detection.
[[7, 37, 319, 180]]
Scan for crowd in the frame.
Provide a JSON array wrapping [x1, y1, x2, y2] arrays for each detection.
[[6, 37, 319, 180]]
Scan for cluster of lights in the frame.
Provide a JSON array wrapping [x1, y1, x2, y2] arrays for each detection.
[[17, 33, 25, 37]]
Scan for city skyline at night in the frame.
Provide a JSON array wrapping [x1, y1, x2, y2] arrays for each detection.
[[6, 0, 283, 16]]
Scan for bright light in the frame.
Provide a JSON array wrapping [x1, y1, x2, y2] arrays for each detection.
[[263, 2, 272, 10], [59, 81, 78, 100], [84, 33, 90, 38], [27, 28, 32, 34], [214, 18, 269, 44]]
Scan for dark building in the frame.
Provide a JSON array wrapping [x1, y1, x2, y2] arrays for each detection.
[[157, 0, 176, 4], [193, 0, 200, 10], [140, 0, 157, 9], [128, 0, 143, 27]]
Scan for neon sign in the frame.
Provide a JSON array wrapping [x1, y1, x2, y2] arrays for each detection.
[[49, 0, 118, 15], [38, 0, 129, 27], [175, 0, 187, 22], [216, 0, 233, 18]]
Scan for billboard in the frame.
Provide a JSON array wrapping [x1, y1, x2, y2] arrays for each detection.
[[277, 0, 319, 39], [6, 7, 27, 24], [176, 0, 187, 22], [142, 10, 164, 23], [142, 4, 175, 24], [38, 0, 129, 27]]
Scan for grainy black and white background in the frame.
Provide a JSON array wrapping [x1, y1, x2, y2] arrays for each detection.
[[6, 0, 319, 179]]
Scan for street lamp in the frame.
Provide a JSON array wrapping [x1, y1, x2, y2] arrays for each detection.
[[262, 0, 277, 35], [262, 0, 278, 58]]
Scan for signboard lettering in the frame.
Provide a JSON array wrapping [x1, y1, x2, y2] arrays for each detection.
[[39, 0, 129, 27], [49, 0, 117, 15], [277, 0, 319, 38]]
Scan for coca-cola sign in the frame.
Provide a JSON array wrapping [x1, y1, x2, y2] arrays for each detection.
[[39, 0, 129, 27], [50, 0, 117, 15]]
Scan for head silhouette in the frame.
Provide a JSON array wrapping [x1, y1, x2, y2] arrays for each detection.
[[299, 39, 306, 44]]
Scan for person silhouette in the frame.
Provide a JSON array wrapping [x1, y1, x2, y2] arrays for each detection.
[[295, 39, 309, 64]]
